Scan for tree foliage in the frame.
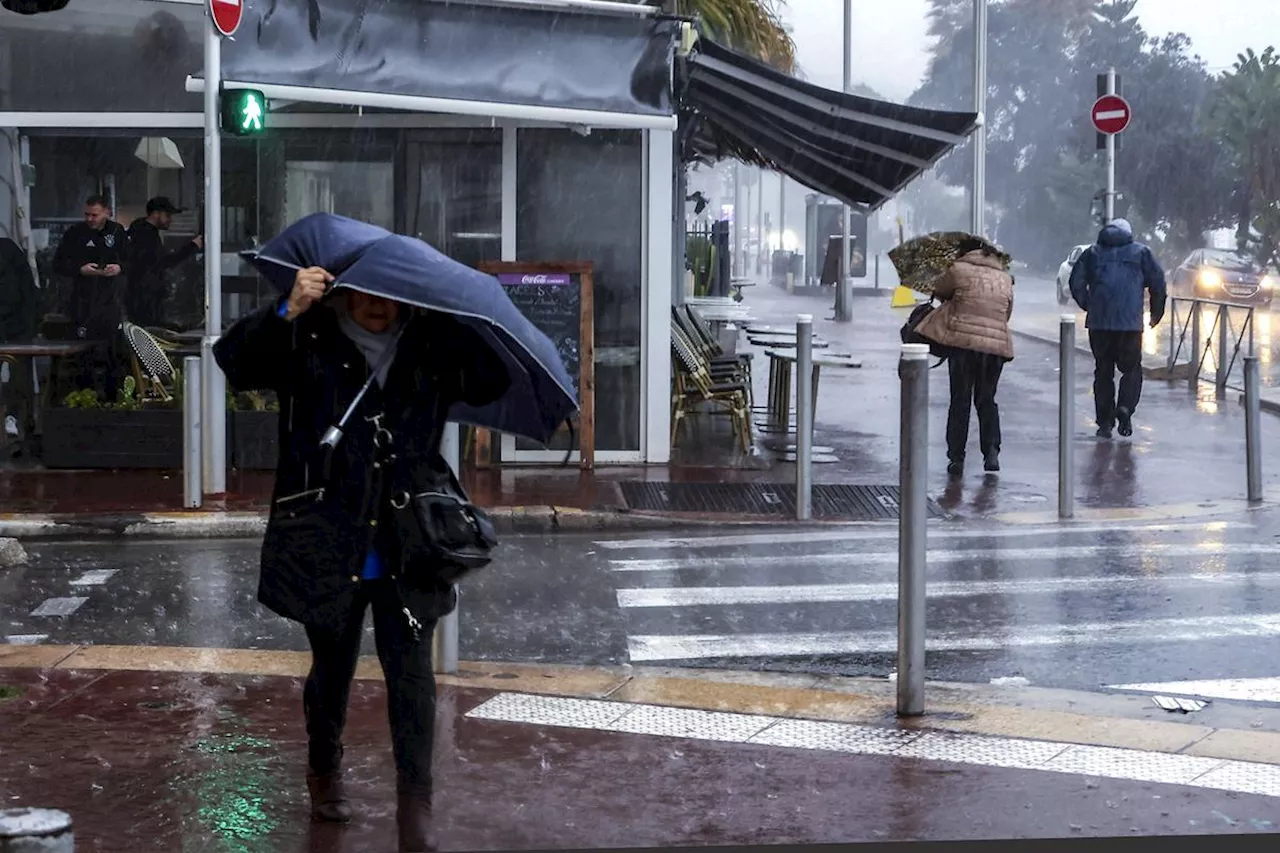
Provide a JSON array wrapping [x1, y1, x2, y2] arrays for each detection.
[[910, 0, 1236, 270], [663, 0, 795, 73], [1212, 47, 1280, 268]]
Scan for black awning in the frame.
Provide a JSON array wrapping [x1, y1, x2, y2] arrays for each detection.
[[196, 0, 679, 124], [679, 38, 979, 211]]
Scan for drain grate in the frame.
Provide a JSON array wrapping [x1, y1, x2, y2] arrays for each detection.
[[616, 482, 941, 520]]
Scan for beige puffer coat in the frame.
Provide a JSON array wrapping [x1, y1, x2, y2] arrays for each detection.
[[915, 250, 1014, 360]]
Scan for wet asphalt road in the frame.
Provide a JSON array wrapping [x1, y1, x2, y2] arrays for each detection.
[[6, 514, 1280, 695]]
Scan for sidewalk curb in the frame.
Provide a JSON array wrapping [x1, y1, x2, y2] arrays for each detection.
[[0, 505, 764, 541], [6, 645, 1280, 766]]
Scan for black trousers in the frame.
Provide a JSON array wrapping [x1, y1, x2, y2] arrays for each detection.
[[946, 349, 1004, 463], [1088, 330, 1143, 428], [303, 579, 439, 795]]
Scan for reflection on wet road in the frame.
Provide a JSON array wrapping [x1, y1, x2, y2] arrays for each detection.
[[8, 515, 1280, 696]]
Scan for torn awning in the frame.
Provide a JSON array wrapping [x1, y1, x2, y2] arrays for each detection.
[[678, 38, 980, 211], [188, 0, 680, 130]]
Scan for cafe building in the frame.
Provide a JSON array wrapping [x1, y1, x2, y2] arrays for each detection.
[[0, 0, 975, 470]]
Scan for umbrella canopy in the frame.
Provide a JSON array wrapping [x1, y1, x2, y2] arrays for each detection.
[[889, 231, 1012, 294], [242, 213, 578, 445]]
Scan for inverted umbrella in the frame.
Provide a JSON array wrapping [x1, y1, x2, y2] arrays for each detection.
[[889, 231, 1012, 294], [242, 213, 578, 445]]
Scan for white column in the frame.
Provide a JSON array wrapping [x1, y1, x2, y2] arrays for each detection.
[[644, 129, 674, 463], [971, 0, 988, 237], [202, 9, 227, 494]]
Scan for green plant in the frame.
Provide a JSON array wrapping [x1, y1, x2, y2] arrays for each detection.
[[112, 376, 139, 411], [62, 389, 101, 409]]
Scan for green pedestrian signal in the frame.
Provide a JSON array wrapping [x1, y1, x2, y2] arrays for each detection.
[[220, 88, 267, 136]]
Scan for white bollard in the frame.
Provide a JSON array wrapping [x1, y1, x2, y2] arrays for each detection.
[[183, 356, 202, 509], [795, 314, 813, 520], [433, 422, 461, 675]]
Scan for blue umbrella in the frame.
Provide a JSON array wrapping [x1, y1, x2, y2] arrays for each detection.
[[241, 213, 578, 445]]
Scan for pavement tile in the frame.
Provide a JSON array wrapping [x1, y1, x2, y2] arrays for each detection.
[[3, 668, 1278, 850]]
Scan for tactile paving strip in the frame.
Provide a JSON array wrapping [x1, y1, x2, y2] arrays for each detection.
[[465, 693, 1280, 798]]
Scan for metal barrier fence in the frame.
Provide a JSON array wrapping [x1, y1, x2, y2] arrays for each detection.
[[1165, 297, 1256, 390]]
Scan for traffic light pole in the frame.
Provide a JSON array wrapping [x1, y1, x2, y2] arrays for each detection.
[[202, 7, 227, 495], [1105, 67, 1117, 222]]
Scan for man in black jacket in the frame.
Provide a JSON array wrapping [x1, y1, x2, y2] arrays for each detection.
[[214, 267, 510, 852], [125, 196, 202, 328], [51, 194, 130, 399]]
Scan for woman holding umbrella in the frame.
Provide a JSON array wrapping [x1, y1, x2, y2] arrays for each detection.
[[904, 234, 1015, 477], [215, 263, 510, 852]]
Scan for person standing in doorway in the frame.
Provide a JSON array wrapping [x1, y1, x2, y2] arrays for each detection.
[[914, 242, 1015, 476], [126, 196, 203, 328], [52, 194, 130, 400], [1068, 218, 1166, 438]]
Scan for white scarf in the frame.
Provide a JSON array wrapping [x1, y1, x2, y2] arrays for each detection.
[[334, 301, 404, 388]]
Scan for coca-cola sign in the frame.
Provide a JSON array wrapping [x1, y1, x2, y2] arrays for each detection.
[[497, 273, 572, 286]]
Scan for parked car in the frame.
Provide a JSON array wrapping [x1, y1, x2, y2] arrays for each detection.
[[1170, 248, 1277, 307], [1056, 244, 1091, 305]]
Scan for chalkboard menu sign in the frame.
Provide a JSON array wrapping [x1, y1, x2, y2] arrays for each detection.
[[477, 261, 595, 470]]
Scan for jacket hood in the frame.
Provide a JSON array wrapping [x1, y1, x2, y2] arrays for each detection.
[[1098, 223, 1134, 247]]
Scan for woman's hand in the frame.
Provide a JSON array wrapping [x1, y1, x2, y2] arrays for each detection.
[[285, 267, 333, 321]]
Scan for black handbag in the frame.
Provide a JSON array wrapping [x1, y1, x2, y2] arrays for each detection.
[[899, 299, 953, 362], [392, 454, 499, 585]]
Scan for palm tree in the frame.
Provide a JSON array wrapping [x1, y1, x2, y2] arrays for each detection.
[[661, 0, 796, 73], [1212, 46, 1280, 265]]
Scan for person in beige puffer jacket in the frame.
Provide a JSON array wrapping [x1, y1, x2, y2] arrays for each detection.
[[914, 247, 1014, 476]]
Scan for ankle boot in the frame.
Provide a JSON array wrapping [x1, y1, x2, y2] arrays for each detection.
[[397, 790, 438, 852], [306, 768, 352, 823]]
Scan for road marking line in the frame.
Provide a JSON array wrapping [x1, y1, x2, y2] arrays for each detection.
[[595, 520, 1243, 551], [625, 612, 1280, 662], [465, 693, 1280, 797], [28, 597, 87, 618], [1108, 678, 1280, 705], [615, 571, 1280, 607], [3, 634, 48, 645], [609, 541, 1280, 572], [69, 569, 118, 586]]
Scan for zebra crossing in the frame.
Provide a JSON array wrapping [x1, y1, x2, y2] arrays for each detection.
[[597, 519, 1280, 694]]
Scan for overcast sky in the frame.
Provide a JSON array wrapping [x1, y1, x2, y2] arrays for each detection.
[[783, 0, 1279, 103]]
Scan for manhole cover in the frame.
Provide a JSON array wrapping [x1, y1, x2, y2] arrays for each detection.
[[616, 482, 942, 521]]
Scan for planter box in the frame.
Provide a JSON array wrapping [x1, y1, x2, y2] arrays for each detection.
[[40, 407, 183, 470], [231, 410, 279, 471]]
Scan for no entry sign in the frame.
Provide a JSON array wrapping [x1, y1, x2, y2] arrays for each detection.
[[1091, 94, 1131, 135], [209, 0, 243, 37]]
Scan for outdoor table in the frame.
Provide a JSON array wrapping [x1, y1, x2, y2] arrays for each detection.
[[0, 340, 96, 437], [748, 335, 830, 350], [761, 349, 863, 431]]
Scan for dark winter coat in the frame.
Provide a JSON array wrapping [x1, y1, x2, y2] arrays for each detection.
[[213, 298, 511, 635], [125, 218, 199, 326], [52, 220, 131, 337], [0, 238, 38, 342], [1069, 224, 1167, 331]]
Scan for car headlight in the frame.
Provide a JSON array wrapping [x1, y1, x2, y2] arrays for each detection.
[[1262, 274, 1276, 290], [1198, 269, 1223, 288]]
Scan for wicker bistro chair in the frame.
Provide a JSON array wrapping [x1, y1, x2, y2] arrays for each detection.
[[679, 304, 753, 378], [119, 321, 177, 403], [670, 326, 753, 453]]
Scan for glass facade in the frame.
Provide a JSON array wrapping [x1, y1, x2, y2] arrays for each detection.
[[0, 0, 203, 112], [21, 121, 649, 454], [516, 128, 644, 453]]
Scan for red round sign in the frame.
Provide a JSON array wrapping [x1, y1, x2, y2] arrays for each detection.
[[1091, 94, 1131, 135], [209, 0, 243, 37]]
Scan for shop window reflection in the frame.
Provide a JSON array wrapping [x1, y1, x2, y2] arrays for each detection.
[[516, 128, 643, 453]]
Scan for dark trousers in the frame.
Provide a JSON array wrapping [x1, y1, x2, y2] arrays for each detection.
[[946, 349, 1004, 463], [1088, 330, 1143, 428], [303, 579, 439, 795]]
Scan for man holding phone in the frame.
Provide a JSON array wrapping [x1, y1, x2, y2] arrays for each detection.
[[52, 194, 131, 398]]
